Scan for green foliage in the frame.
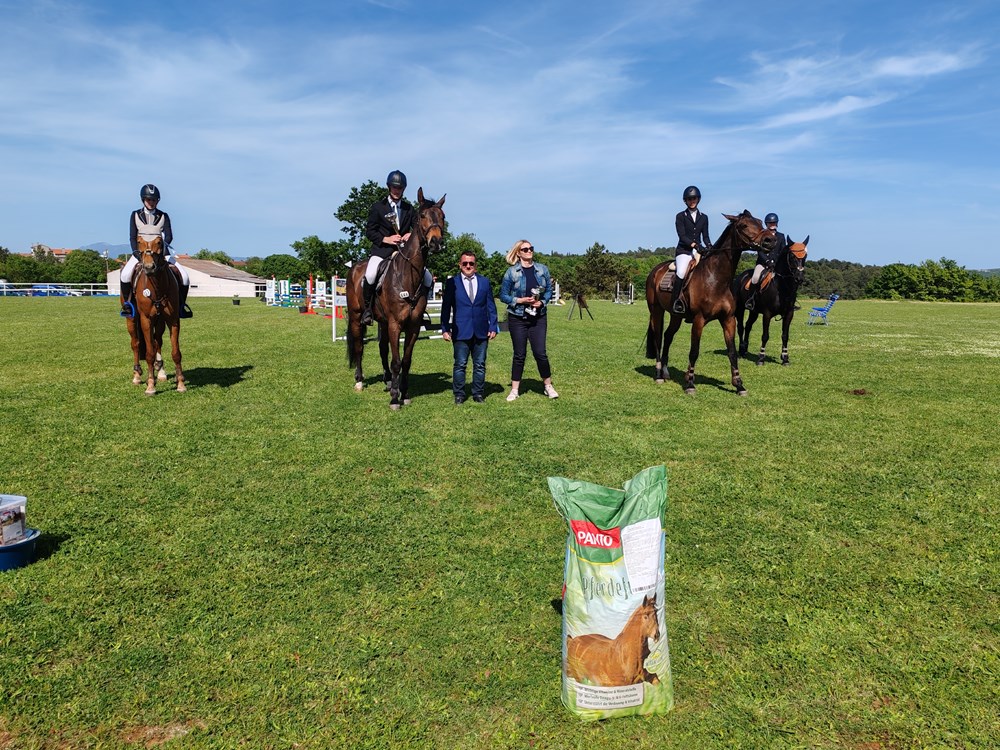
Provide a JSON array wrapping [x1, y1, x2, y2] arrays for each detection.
[[333, 179, 383, 254], [799, 258, 881, 300], [866, 257, 1000, 302], [59, 249, 109, 283], [478, 251, 511, 292], [430, 232, 484, 284], [291, 235, 355, 279], [257, 253, 310, 283], [0, 254, 58, 283], [194, 249, 235, 266], [564, 242, 629, 297], [0, 298, 998, 748]]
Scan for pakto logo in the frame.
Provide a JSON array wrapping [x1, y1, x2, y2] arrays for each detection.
[[570, 520, 621, 549]]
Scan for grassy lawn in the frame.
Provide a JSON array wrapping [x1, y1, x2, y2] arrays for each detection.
[[1, 296, 997, 749]]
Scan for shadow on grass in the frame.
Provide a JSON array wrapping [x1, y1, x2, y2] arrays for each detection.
[[632, 364, 736, 393], [34, 531, 70, 563], [183, 365, 253, 388]]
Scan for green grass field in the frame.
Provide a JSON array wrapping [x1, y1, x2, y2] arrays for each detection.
[[1, 296, 997, 749]]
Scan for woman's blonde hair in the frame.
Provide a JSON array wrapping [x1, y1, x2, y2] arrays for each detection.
[[506, 239, 532, 266]]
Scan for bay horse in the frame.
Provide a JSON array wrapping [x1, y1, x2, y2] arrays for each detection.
[[645, 211, 776, 395], [123, 236, 185, 395], [565, 594, 661, 687], [735, 236, 809, 366], [345, 187, 445, 409]]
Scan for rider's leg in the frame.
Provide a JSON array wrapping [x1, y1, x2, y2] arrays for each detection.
[[747, 263, 765, 310], [120, 257, 139, 316], [169, 257, 193, 318], [672, 254, 691, 314], [362, 256, 383, 325]]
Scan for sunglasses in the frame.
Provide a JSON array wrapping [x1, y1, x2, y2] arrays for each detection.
[[460, 261, 476, 267], [521, 246, 534, 252]]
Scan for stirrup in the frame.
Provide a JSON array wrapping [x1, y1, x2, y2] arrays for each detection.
[[745, 294, 756, 311], [120, 301, 136, 318]]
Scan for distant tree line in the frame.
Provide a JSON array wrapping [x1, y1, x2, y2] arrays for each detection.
[[5, 189, 999, 304]]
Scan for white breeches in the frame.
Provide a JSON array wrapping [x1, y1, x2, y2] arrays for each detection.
[[675, 254, 693, 280], [751, 264, 766, 284], [365, 256, 432, 288], [121, 255, 189, 285]]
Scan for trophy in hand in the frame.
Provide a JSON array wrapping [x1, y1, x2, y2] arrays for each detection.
[[526, 286, 543, 316]]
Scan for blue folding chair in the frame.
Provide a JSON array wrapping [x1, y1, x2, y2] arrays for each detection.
[[808, 294, 839, 325]]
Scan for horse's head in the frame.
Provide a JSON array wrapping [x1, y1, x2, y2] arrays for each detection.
[[639, 594, 660, 642], [723, 210, 777, 254], [415, 187, 446, 253], [785, 235, 809, 284], [137, 235, 165, 273]]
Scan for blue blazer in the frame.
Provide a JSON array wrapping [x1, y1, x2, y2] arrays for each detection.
[[440, 273, 499, 340]]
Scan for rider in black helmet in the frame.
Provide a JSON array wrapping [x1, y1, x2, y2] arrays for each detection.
[[746, 212, 786, 310], [672, 186, 712, 313], [361, 170, 432, 325], [121, 184, 193, 318]]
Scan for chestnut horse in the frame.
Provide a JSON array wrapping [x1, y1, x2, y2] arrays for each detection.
[[565, 594, 661, 687], [735, 236, 809, 366], [645, 211, 776, 395], [123, 236, 185, 395], [345, 188, 445, 409]]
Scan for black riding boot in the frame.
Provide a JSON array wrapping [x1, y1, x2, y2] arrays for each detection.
[[120, 281, 134, 317], [179, 283, 193, 318], [745, 283, 757, 311], [361, 280, 375, 325], [671, 282, 686, 314]]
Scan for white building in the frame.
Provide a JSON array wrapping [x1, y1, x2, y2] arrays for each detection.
[[106, 259, 267, 298]]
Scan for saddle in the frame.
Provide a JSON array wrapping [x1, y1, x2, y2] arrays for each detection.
[[743, 270, 774, 291], [657, 251, 701, 294], [370, 250, 426, 305]]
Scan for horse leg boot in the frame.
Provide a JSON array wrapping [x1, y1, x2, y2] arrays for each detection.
[[178, 283, 193, 318], [361, 280, 375, 326]]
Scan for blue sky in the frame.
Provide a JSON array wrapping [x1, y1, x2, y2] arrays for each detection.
[[1, 0, 998, 268]]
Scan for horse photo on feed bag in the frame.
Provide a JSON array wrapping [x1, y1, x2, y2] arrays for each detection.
[[645, 210, 776, 395], [735, 236, 809, 366], [344, 187, 445, 410], [123, 235, 185, 395]]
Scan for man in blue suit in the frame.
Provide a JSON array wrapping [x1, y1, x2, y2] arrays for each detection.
[[440, 250, 499, 403]]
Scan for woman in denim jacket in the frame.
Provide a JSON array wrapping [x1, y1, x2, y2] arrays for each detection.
[[499, 239, 559, 401]]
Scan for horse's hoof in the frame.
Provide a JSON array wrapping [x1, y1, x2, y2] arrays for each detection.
[[654, 378, 665, 384], [176, 383, 187, 393], [755, 360, 764, 367], [781, 361, 790, 367], [354, 382, 364, 392], [157, 372, 168, 381], [737, 389, 748, 397], [144, 388, 156, 396], [390, 403, 401, 411], [402, 398, 412, 406], [132, 376, 142, 385], [684, 388, 696, 395]]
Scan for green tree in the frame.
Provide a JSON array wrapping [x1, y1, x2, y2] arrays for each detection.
[[569, 242, 628, 298], [428, 231, 481, 285], [2, 255, 55, 283], [259, 254, 309, 283], [59, 250, 108, 284], [333, 180, 383, 255], [478, 251, 511, 294], [290, 236, 355, 279], [243, 256, 265, 278], [194, 249, 235, 266]]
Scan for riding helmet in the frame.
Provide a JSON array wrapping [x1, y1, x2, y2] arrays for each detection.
[[683, 185, 701, 202], [764, 212, 779, 225], [140, 184, 161, 202], [386, 170, 407, 189]]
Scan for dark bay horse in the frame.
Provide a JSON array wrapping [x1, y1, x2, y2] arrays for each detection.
[[123, 236, 185, 395], [735, 236, 809, 366], [645, 211, 776, 395], [565, 594, 661, 687], [345, 188, 445, 409]]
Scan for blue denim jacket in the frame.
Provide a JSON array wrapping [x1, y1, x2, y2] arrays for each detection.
[[500, 262, 552, 318]]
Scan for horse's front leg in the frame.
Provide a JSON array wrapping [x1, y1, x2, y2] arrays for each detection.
[[780, 312, 793, 366], [721, 315, 747, 396], [399, 320, 421, 405], [386, 321, 403, 410], [168, 320, 185, 392], [739, 310, 757, 358], [684, 316, 707, 394], [756, 314, 772, 366], [379, 322, 392, 392], [141, 317, 158, 395]]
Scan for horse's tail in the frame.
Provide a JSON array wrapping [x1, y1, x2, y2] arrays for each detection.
[[645, 319, 658, 359], [346, 322, 358, 368]]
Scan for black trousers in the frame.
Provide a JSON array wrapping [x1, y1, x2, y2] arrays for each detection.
[[508, 313, 551, 381]]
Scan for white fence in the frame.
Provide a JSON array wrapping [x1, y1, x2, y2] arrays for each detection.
[[0, 282, 110, 297]]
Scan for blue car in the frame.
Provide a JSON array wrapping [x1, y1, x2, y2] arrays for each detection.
[[0, 282, 26, 296]]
